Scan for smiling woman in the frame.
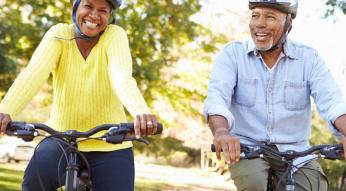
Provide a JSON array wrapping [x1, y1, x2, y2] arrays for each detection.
[[70, 0, 120, 40], [71, 0, 115, 59], [0, 0, 160, 190], [75, 0, 112, 36]]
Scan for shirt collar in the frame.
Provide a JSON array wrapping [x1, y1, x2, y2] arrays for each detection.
[[246, 38, 299, 59]]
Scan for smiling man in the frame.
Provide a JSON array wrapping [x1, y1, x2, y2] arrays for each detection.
[[204, 0, 346, 190]]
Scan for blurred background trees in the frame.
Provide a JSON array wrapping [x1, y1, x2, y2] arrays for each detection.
[[1, 0, 346, 189], [0, 0, 218, 167], [324, 0, 346, 16]]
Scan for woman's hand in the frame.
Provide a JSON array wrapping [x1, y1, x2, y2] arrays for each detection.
[[134, 114, 158, 138], [0, 113, 12, 135]]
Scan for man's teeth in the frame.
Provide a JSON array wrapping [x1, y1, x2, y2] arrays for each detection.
[[256, 33, 269, 40], [256, 33, 267, 37], [84, 21, 98, 28]]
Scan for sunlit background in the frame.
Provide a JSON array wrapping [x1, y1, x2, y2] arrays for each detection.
[[0, 0, 346, 190], [198, 0, 346, 85]]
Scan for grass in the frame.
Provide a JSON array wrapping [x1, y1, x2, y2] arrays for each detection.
[[0, 163, 182, 191], [0, 164, 24, 191]]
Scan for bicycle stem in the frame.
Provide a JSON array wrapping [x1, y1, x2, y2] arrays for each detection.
[[65, 144, 80, 191], [286, 164, 295, 191]]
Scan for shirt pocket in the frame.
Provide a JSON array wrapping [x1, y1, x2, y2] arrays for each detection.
[[234, 78, 258, 107], [284, 81, 309, 110]]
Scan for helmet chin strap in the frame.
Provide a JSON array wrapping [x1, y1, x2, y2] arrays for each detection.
[[262, 14, 292, 53], [72, 0, 100, 42]]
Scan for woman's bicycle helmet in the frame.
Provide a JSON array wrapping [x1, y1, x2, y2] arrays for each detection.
[[249, 0, 298, 19], [107, 0, 122, 9]]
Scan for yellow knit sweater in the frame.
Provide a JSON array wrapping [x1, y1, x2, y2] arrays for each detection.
[[0, 23, 150, 151]]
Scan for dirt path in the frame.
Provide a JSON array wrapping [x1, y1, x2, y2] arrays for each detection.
[[135, 162, 237, 191]]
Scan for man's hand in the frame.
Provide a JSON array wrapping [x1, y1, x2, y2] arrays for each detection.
[[208, 115, 240, 164], [213, 129, 240, 164], [333, 114, 346, 159], [0, 113, 11, 135]]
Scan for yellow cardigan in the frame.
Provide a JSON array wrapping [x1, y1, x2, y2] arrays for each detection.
[[0, 23, 150, 151]]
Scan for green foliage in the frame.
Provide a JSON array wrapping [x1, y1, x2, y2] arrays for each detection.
[[324, 0, 346, 16], [0, 0, 212, 164], [0, 0, 70, 93], [0, 0, 210, 103], [115, 0, 209, 103], [310, 110, 346, 190]]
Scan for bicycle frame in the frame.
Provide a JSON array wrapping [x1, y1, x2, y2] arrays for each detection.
[[211, 143, 344, 191], [64, 140, 88, 191], [6, 121, 163, 191]]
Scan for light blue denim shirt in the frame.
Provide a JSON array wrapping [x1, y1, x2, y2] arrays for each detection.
[[204, 38, 346, 152]]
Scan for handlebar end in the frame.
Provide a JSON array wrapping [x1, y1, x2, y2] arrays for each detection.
[[211, 144, 216, 152], [155, 123, 163, 134]]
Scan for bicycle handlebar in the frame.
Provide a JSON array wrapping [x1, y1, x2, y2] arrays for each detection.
[[211, 143, 344, 160], [6, 121, 163, 144]]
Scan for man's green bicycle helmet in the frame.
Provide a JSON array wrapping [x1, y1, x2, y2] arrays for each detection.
[[249, 0, 298, 19]]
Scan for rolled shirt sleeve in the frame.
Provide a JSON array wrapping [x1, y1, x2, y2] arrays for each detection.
[[309, 50, 346, 139], [204, 44, 238, 131]]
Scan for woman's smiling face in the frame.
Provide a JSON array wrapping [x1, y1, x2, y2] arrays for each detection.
[[75, 0, 112, 37]]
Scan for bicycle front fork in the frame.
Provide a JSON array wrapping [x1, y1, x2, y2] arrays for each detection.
[[65, 152, 79, 191], [286, 169, 295, 191]]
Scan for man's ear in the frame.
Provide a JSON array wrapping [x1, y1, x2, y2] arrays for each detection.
[[288, 14, 293, 28], [284, 14, 293, 33]]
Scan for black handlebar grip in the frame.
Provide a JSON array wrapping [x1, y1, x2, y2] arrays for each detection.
[[210, 144, 226, 152], [7, 121, 26, 131], [121, 123, 163, 134], [211, 144, 216, 152], [156, 123, 163, 134]]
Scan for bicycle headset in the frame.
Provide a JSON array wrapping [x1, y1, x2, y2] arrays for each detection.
[[72, 0, 122, 41], [248, 0, 298, 53]]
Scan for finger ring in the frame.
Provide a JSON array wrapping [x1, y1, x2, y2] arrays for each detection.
[[147, 121, 153, 126]]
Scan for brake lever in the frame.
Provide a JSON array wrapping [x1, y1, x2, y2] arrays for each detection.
[[104, 134, 126, 144], [103, 131, 150, 145], [135, 137, 150, 144], [321, 145, 344, 160], [245, 149, 263, 159], [240, 145, 263, 160]]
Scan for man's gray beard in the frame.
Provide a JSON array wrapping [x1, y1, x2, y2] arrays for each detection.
[[255, 40, 274, 52]]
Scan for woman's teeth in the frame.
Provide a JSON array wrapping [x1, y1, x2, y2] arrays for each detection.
[[84, 20, 98, 29]]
